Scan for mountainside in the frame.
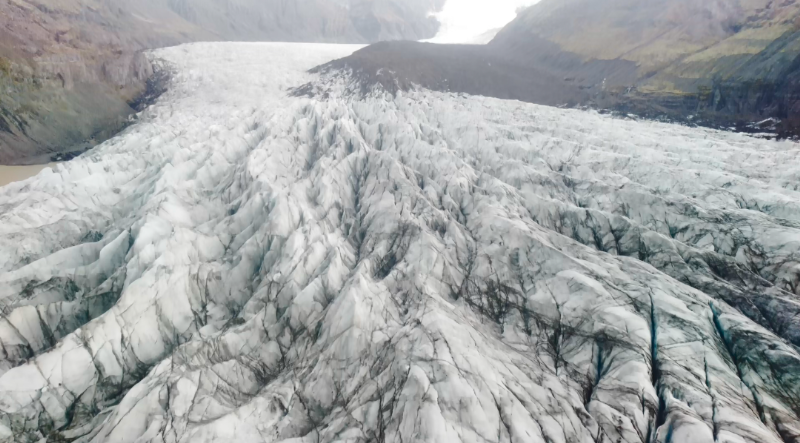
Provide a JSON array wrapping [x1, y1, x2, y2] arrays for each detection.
[[491, 0, 800, 125], [0, 0, 442, 164], [163, 0, 444, 43], [1, 42, 800, 443]]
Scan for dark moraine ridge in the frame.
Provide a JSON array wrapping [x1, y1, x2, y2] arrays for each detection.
[[309, 40, 637, 108], [311, 37, 800, 139], [312, 0, 800, 139]]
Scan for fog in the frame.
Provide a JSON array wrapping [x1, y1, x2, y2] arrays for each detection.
[[426, 0, 540, 43]]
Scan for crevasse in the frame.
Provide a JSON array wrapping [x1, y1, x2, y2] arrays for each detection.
[[0, 42, 799, 443]]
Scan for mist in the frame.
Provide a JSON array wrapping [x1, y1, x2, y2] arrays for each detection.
[[425, 0, 540, 43]]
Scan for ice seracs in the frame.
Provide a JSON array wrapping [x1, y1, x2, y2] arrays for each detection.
[[0, 41, 799, 443]]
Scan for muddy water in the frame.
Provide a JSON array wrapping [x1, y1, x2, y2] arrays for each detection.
[[0, 163, 57, 187]]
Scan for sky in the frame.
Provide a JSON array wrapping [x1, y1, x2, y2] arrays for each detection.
[[425, 0, 540, 44]]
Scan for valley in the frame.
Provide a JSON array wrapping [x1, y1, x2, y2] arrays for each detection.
[[0, 41, 798, 443]]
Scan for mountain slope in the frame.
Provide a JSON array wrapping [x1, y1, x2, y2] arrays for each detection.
[[0, 0, 442, 164], [163, 0, 443, 43], [491, 0, 800, 124], [1, 42, 799, 443]]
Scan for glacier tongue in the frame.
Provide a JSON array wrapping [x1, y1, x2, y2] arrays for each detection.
[[1, 42, 800, 443]]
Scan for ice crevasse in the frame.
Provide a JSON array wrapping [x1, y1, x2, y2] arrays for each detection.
[[0, 42, 799, 443]]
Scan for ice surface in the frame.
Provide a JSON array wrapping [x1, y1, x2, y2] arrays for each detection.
[[0, 41, 799, 443]]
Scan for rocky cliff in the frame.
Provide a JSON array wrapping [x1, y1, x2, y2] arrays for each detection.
[[0, 0, 442, 164]]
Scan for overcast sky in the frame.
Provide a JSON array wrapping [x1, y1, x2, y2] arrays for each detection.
[[425, 0, 540, 43]]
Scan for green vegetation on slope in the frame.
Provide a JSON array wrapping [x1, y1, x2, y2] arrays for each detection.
[[492, 0, 800, 125]]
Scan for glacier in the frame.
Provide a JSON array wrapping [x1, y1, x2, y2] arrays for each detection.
[[0, 42, 799, 443]]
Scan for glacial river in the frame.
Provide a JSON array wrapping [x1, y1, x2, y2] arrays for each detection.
[[0, 163, 57, 187]]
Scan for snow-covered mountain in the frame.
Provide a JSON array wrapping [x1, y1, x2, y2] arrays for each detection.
[[1, 42, 800, 443]]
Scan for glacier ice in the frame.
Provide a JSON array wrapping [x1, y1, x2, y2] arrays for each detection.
[[0, 42, 799, 443]]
